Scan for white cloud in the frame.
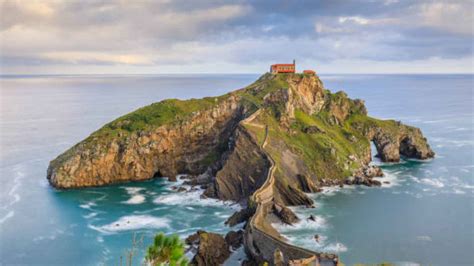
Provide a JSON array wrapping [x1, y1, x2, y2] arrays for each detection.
[[418, 2, 473, 35], [338, 16, 369, 25], [41, 52, 153, 65], [0, 0, 472, 74]]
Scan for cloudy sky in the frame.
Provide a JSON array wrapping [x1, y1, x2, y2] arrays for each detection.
[[0, 0, 473, 74]]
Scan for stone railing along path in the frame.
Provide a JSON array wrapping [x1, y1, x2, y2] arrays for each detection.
[[241, 110, 338, 266]]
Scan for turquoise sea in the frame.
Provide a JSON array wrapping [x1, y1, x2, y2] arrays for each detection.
[[0, 74, 472, 265]]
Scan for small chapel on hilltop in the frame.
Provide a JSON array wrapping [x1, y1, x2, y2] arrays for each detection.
[[270, 60, 316, 75], [270, 60, 296, 73]]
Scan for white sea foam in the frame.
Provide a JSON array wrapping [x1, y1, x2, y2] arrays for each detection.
[[123, 187, 145, 194], [420, 178, 445, 188], [422, 119, 448, 124], [1, 167, 25, 211], [85, 191, 108, 201], [319, 186, 342, 196], [322, 242, 348, 253], [409, 175, 421, 183], [423, 169, 434, 175], [123, 195, 146, 204], [460, 168, 471, 173], [83, 212, 98, 219], [374, 171, 400, 188], [416, 235, 432, 241], [153, 189, 240, 210], [0, 211, 14, 224], [282, 234, 329, 251], [79, 202, 97, 210], [273, 215, 327, 232], [90, 215, 170, 233], [122, 187, 146, 204]]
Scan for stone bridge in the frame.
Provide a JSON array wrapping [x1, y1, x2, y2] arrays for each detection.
[[241, 110, 338, 266]]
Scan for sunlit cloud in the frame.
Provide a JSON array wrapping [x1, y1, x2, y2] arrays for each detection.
[[0, 0, 472, 74]]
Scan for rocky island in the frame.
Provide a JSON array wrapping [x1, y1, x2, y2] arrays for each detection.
[[47, 72, 434, 265]]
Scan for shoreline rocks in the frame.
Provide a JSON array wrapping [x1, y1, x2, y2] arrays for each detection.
[[189, 231, 231, 266], [187, 230, 244, 265], [273, 203, 299, 225]]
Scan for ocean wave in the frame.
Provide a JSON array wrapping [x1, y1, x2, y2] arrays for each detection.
[[123, 195, 146, 204], [430, 137, 474, 147], [460, 168, 471, 173], [374, 171, 401, 188], [420, 178, 445, 188], [422, 119, 451, 124], [153, 189, 240, 210], [90, 215, 170, 233], [122, 187, 146, 204], [281, 234, 328, 251], [83, 212, 98, 219], [273, 215, 327, 232], [318, 186, 343, 196], [416, 235, 432, 241], [453, 189, 466, 194], [282, 234, 348, 254], [322, 242, 348, 253], [0, 166, 25, 210], [0, 211, 14, 224], [79, 202, 97, 210], [122, 187, 145, 194]]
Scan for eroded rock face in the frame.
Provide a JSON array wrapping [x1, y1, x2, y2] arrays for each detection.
[[277, 184, 314, 207], [273, 203, 299, 225], [225, 230, 244, 250], [288, 73, 325, 114], [225, 208, 254, 227], [47, 96, 243, 188], [190, 231, 231, 266], [263, 74, 325, 128], [208, 126, 270, 202], [368, 124, 435, 162]]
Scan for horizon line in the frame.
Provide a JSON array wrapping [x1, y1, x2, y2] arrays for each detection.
[[1, 72, 473, 76]]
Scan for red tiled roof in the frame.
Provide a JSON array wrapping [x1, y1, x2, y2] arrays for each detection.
[[271, 64, 294, 67]]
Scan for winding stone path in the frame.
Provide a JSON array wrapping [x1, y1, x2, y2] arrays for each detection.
[[241, 110, 338, 266]]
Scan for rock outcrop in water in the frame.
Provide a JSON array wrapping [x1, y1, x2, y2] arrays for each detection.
[[47, 72, 434, 264]]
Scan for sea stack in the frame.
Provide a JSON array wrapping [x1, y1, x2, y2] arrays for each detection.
[[47, 71, 434, 264]]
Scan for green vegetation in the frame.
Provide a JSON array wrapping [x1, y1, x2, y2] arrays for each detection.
[[237, 73, 290, 108], [50, 94, 232, 168], [91, 95, 228, 142], [145, 233, 188, 266], [252, 106, 367, 182], [60, 73, 303, 157]]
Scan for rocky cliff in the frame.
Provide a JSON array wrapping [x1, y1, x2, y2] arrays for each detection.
[[47, 95, 244, 188], [47, 72, 434, 264]]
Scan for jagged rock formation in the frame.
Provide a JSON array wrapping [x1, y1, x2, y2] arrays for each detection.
[[47, 72, 434, 264], [47, 95, 244, 188], [186, 230, 244, 265], [188, 230, 231, 266]]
